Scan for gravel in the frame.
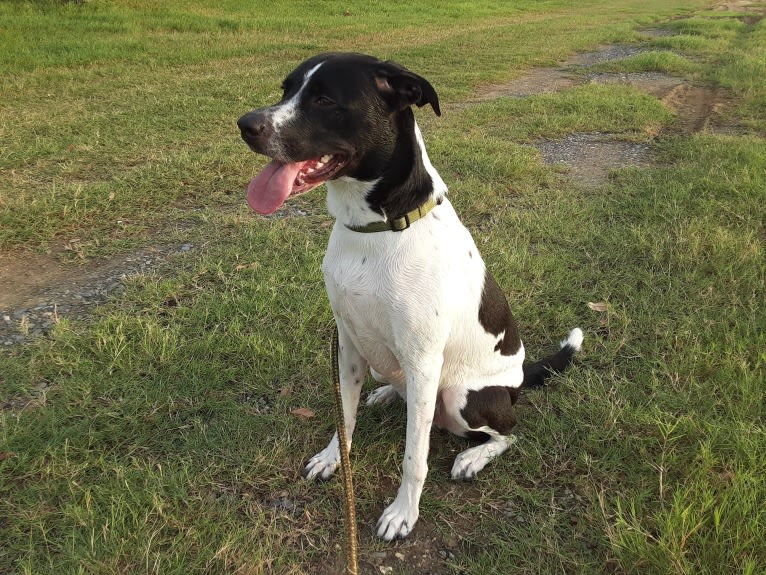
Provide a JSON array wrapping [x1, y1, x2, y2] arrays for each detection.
[[571, 45, 646, 66], [536, 132, 651, 185]]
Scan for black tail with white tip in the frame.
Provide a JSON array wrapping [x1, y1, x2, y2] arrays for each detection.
[[521, 328, 583, 389]]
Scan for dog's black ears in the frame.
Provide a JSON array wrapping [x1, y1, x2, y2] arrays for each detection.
[[374, 61, 441, 117]]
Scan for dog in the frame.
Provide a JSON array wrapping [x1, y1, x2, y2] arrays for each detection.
[[237, 52, 583, 541]]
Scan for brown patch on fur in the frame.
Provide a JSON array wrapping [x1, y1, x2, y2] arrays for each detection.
[[478, 270, 521, 356], [461, 386, 519, 436]]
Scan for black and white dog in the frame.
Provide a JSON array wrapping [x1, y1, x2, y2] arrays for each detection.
[[238, 53, 582, 541]]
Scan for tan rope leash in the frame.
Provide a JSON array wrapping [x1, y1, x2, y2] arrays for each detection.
[[331, 326, 359, 575]]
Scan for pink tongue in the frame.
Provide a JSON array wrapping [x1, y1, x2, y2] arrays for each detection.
[[246, 160, 305, 214]]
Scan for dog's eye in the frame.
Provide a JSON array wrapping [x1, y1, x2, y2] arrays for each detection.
[[314, 95, 335, 107]]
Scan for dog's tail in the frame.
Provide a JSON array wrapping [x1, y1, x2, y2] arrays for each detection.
[[521, 328, 583, 389]]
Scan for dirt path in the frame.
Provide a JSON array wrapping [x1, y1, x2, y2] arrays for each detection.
[[460, 36, 744, 185], [1, 243, 193, 346]]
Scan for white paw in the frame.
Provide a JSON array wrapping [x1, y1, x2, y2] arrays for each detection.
[[376, 497, 418, 541], [303, 443, 339, 481], [450, 436, 514, 481], [366, 385, 401, 407]]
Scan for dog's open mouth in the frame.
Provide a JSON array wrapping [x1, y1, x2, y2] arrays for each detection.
[[246, 154, 347, 214]]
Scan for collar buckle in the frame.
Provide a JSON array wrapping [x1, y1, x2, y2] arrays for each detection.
[[391, 214, 411, 231], [346, 197, 442, 234]]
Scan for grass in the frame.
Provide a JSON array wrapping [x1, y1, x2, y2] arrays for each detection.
[[1, 0, 765, 574], [0, 0, 708, 253]]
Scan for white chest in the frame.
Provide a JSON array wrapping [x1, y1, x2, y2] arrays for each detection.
[[321, 199, 491, 379]]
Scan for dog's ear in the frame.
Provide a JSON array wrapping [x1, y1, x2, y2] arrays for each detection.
[[374, 61, 441, 117]]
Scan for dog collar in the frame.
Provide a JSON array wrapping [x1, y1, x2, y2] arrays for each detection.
[[345, 197, 442, 233]]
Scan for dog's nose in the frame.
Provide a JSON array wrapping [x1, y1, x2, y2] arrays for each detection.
[[237, 111, 269, 140]]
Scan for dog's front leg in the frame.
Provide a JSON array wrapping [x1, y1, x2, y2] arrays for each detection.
[[303, 323, 368, 481], [376, 357, 442, 540]]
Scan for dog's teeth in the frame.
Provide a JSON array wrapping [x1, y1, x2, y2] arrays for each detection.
[[315, 161, 325, 169], [320, 154, 332, 163]]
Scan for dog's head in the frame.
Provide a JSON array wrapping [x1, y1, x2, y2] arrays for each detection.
[[237, 52, 440, 214]]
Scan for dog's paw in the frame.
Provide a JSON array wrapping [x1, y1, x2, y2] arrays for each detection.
[[376, 498, 418, 541], [450, 448, 484, 481], [303, 445, 340, 481], [450, 436, 515, 481], [366, 385, 401, 407]]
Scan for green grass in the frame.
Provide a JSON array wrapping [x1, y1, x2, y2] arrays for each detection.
[[456, 84, 676, 141], [0, 0, 708, 253], [2, 0, 765, 574]]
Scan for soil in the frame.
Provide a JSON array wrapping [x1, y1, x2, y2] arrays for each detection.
[[0, 243, 194, 347], [716, 0, 766, 28], [308, 477, 482, 575], [537, 133, 651, 186]]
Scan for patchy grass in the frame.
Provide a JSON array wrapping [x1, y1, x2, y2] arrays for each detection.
[[451, 84, 675, 142], [0, 0, 708, 254], [2, 1, 765, 574]]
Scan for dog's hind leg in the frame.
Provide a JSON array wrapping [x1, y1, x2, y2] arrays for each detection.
[[303, 323, 368, 481], [451, 434, 516, 480], [439, 384, 520, 480], [366, 384, 402, 406]]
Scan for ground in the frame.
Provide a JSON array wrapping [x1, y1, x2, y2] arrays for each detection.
[[2, 3, 764, 572]]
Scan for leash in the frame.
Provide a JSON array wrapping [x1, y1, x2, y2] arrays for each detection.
[[331, 326, 359, 575]]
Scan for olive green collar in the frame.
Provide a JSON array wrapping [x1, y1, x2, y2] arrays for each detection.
[[345, 197, 442, 233]]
